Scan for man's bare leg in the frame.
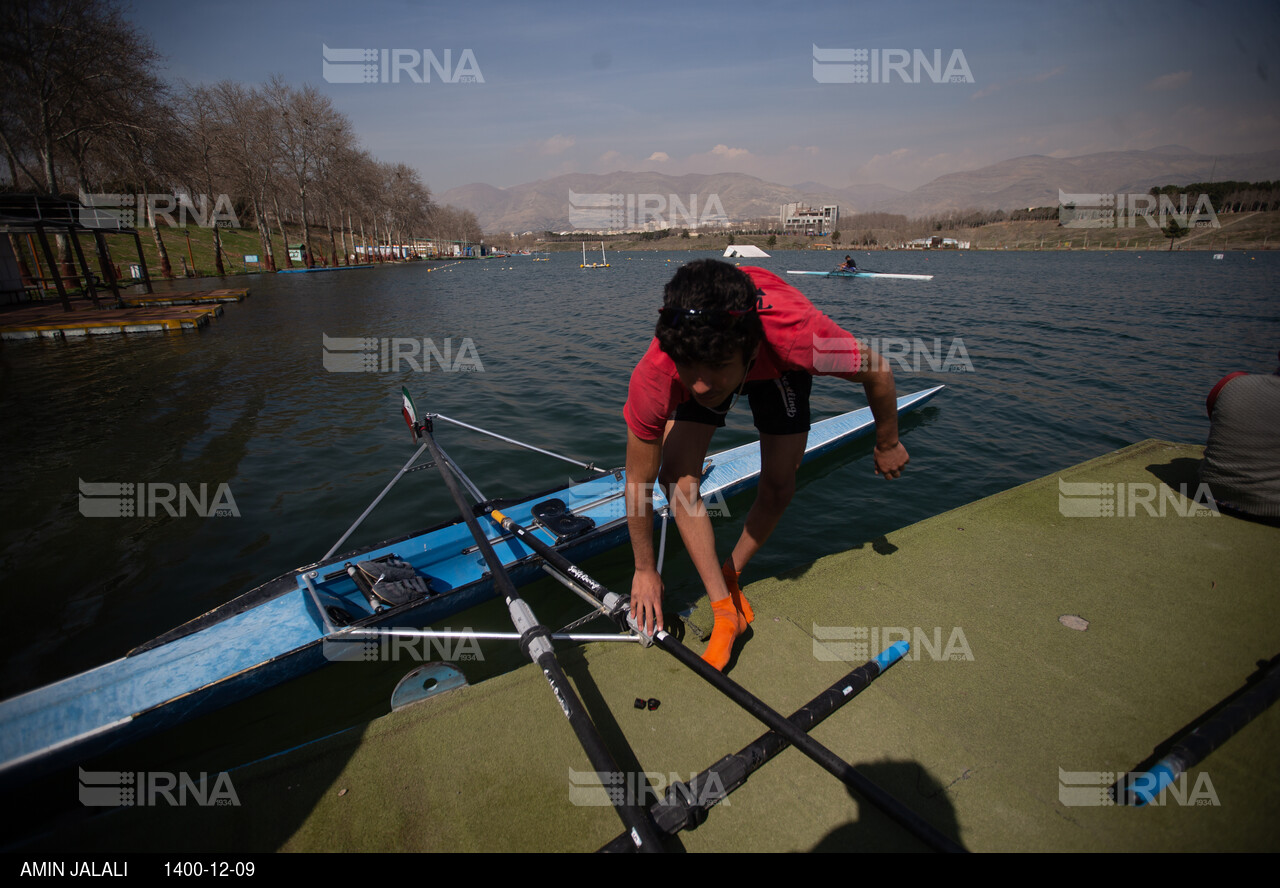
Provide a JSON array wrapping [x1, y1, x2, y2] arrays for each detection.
[[722, 431, 809, 621]]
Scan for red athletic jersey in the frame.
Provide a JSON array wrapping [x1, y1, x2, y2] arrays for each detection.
[[624, 267, 861, 440]]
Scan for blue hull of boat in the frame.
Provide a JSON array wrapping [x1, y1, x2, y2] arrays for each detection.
[[276, 264, 375, 274]]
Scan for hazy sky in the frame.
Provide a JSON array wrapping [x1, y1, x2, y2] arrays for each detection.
[[127, 0, 1279, 194]]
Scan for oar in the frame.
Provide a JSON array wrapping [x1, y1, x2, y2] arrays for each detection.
[[410, 410, 664, 853], [487, 507, 966, 853], [1120, 655, 1280, 806], [599, 641, 909, 849]]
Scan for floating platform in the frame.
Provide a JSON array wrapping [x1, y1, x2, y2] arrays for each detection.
[[15, 440, 1280, 852], [0, 302, 223, 339], [118, 288, 248, 307], [0, 289, 245, 339]]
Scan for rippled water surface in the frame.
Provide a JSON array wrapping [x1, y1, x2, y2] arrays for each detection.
[[2, 249, 1276, 707]]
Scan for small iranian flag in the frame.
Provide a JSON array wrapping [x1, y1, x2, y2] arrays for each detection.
[[401, 387, 419, 438]]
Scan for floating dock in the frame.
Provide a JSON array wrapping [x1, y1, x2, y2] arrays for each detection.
[[16, 439, 1280, 852], [0, 289, 245, 340], [117, 288, 248, 308]]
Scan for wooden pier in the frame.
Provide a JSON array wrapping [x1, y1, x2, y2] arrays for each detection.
[[0, 289, 245, 340], [118, 288, 248, 308], [1, 194, 250, 340]]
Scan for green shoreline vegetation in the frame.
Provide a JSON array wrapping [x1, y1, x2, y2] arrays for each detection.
[[533, 209, 1279, 255]]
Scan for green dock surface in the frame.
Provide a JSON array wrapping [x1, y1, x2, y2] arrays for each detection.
[[31, 440, 1280, 852]]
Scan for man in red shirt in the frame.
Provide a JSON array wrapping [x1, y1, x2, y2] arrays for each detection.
[[624, 259, 908, 670]]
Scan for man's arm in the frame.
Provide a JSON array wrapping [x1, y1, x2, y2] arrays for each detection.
[[626, 429, 665, 632], [839, 345, 909, 479]]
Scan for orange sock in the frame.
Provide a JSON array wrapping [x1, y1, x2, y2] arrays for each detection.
[[701, 597, 748, 671], [722, 561, 755, 624]]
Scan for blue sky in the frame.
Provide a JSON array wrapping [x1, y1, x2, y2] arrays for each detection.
[[127, 0, 1279, 194]]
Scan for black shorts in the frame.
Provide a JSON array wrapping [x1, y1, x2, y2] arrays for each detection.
[[674, 371, 812, 435]]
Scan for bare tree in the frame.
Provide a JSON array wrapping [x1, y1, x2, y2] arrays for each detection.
[[89, 86, 182, 277], [208, 81, 279, 271], [0, 0, 165, 195], [262, 77, 354, 268], [172, 85, 237, 275]]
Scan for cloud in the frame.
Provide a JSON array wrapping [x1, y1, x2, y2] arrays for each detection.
[[710, 144, 750, 159], [1145, 71, 1192, 91], [647, 151, 670, 162], [537, 134, 575, 155]]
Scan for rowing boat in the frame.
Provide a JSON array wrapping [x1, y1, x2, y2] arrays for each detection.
[[787, 270, 934, 281], [0, 385, 943, 785]]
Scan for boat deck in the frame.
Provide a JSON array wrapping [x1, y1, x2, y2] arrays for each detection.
[[20, 439, 1280, 852]]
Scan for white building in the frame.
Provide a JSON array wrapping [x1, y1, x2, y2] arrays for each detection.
[[780, 203, 838, 235]]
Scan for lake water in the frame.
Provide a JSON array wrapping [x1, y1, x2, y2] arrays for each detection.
[[1, 248, 1276, 731]]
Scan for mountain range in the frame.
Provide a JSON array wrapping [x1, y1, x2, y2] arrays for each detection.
[[439, 146, 1280, 234]]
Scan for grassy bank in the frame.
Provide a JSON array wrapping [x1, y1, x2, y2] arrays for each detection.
[[11, 222, 440, 292], [540, 209, 1280, 253]]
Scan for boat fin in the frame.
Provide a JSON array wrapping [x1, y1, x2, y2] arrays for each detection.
[[530, 498, 596, 542], [391, 663, 468, 711]]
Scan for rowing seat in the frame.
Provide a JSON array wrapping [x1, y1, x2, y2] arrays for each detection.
[[531, 498, 596, 542], [350, 556, 433, 606]]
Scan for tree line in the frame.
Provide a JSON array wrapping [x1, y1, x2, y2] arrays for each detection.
[[0, 0, 480, 275], [1149, 181, 1280, 214]]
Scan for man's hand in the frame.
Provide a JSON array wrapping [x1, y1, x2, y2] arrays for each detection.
[[874, 441, 909, 479], [630, 568, 665, 634]]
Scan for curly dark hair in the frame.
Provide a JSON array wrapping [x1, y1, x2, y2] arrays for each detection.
[[655, 260, 764, 366]]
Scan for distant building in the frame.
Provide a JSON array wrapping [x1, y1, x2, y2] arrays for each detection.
[[905, 236, 969, 250], [780, 203, 838, 235]]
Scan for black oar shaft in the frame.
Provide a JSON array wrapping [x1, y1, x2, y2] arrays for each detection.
[[655, 632, 961, 853], [600, 649, 898, 850], [420, 429, 663, 853], [1123, 656, 1280, 806], [490, 508, 964, 853]]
